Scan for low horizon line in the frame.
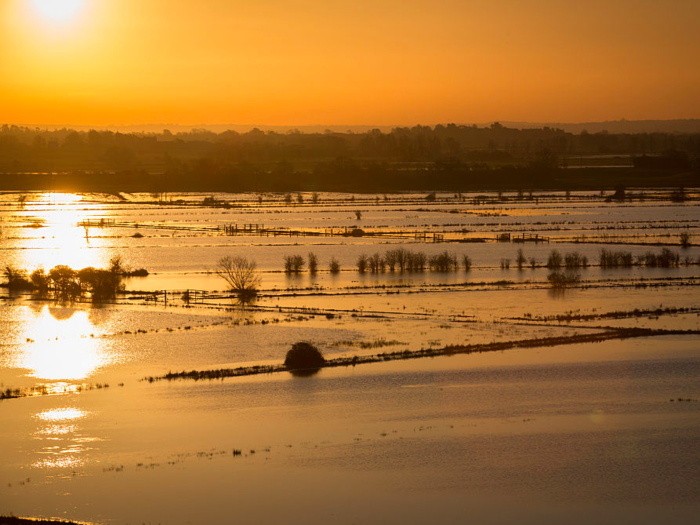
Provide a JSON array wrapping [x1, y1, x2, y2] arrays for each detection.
[[6, 117, 700, 131]]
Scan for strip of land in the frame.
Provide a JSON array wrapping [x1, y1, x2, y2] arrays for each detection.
[[143, 328, 700, 383]]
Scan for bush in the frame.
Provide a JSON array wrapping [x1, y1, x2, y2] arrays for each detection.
[[3, 266, 32, 290], [546, 250, 562, 269], [308, 252, 318, 274], [329, 258, 341, 274], [463, 255, 472, 271], [547, 270, 581, 288], [638, 248, 680, 268], [429, 251, 458, 272], [680, 232, 691, 248], [564, 252, 589, 269], [599, 249, 633, 268], [516, 249, 526, 270], [357, 254, 368, 273], [284, 255, 305, 273], [368, 253, 385, 273], [30, 267, 49, 292], [284, 342, 326, 370]]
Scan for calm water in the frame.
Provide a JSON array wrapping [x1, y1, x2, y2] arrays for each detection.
[[1, 191, 699, 524]]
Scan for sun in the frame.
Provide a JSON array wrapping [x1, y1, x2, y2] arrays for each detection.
[[31, 0, 85, 22]]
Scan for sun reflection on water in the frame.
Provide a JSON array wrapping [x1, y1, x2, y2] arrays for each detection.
[[14, 192, 112, 271], [15, 305, 117, 382], [32, 406, 98, 469]]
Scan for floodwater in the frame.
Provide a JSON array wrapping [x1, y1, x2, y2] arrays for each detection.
[[1, 190, 699, 524]]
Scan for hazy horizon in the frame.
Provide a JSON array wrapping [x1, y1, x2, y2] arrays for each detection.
[[6, 118, 700, 135]]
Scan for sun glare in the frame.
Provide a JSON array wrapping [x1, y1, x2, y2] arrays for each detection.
[[31, 0, 85, 22]]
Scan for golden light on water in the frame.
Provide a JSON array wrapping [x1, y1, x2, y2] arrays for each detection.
[[36, 406, 87, 422], [16, 305, 116, 381], [16, 193, 108, 271], [33, 407, 96, 469]]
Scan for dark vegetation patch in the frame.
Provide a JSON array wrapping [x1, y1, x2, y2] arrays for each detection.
[[514, 306, 700, 323], [284, 342, 326, 370], [0, 516, 85, 525]]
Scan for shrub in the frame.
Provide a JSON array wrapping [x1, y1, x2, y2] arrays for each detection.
[[546, 250, 562, 269], [308, 252, 318, 274], [30, 267, 49, 292], [77, 267, 123, 300], [3, 266, 32, 290], [284, 255, 305, 273], [638, 248, 680, 268], [463, 255, 472, 271], [329, 258, 341, 274], [368, 253, 385, 273], [284, 342, 326, 370], [599, 249, 633, 268], [500, 258, 511, 269], [564, 252, 589, 269], [429, 251, 458, 272], [357, 254, 368, 273], [516, 249, 526, 270], [680, 232, 691, 248], [48, 265, 80, 299], [406, 251, 426, 272], [547, 270, 581, 288]]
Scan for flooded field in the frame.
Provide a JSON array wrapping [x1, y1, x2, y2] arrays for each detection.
[[1, 190, 699, 524]]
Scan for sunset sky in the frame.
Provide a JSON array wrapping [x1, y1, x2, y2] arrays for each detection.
[[1, 0, 699, 126]]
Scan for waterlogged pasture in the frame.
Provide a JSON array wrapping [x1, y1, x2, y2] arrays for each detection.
[[1, 190, 699, 524]]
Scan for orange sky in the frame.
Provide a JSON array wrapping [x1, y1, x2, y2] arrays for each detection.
[[1, 0, 699, 126]]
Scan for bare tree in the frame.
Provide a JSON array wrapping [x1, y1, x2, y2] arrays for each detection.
[[215, 256, 261, 299]]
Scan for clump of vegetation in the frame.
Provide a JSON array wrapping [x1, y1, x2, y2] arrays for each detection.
[[367, 253, 385, 273], [637, 248, 680, 268], [2, 258, 130, 301], [284, 342, 326, 371], [547, 270, 581, 288], [355, 248, 466, 274], [680, 232, 691, 248], [356, 254, 368, 273], [284, 255, 305, 274], [215, 256, 261, 300], [329, 258, 341, 274], [564, 252, 589, 269], [599, 249, 633, 268], [546, 250, 563, 269], [429, 251, 458, 272], [529, 257, 537, 269], [344, 228, 365, 237], [307, 252, 318, 274], [516, 249, 526, 270], [2, 266, 32, 291], [500, 258, 511, 270], [463, 255, 472, 271]]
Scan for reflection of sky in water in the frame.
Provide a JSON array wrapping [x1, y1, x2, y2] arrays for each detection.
[[5, 305, 120, 382], [32, 407, 98, 469]]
